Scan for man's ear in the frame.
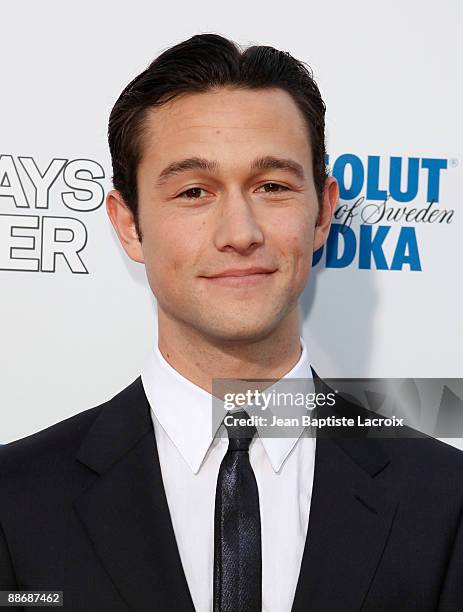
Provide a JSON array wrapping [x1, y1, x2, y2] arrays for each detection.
[[313, 176, 339, 252], [106, 190, 144, 263]]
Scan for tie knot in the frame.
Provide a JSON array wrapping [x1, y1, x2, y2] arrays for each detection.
[[224, 410, 257, 451]]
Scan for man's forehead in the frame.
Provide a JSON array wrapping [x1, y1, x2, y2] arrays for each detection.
[[144, 87, 309, 135], [140, 88, 312, 166]]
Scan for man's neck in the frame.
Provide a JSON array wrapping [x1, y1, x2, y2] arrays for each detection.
[[156, 309, 302, 395]]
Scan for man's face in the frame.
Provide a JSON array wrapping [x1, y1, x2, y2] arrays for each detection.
[[108, 86, 337, 343]]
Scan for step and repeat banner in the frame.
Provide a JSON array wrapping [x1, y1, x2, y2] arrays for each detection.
[[1, 0, 462, 444]]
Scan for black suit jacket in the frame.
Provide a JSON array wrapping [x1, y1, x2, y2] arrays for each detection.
[[1, 374, 463, 611]]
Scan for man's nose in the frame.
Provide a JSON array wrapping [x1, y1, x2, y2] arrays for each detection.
[[212, 190, 265, 254]]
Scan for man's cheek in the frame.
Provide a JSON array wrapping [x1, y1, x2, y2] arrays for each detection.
[[280, 234, 310, 263]]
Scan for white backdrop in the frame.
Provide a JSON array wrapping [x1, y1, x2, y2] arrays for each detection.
[[1, 0, 462, 445]]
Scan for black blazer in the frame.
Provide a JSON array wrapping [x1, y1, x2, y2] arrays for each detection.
[[1, 374, 463, 611]]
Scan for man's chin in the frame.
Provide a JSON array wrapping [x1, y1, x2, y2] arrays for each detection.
[[195, 318, 281, 345]]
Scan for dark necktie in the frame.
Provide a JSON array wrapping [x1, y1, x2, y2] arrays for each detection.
[[213, 410, 262, 612]]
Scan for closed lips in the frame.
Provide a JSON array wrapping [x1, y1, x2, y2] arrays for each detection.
[[204, 268, 276, 278]]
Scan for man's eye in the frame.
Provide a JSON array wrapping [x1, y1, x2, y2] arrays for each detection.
[[257, 183, 290, 193], [177, 187, 209, 199]]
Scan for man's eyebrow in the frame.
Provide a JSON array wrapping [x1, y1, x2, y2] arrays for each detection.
[[251, 156, 305, 181], [155, 155, 305, 187], [156, 157, 218, 186]]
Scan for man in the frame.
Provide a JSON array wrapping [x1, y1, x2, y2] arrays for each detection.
[[1, 33, 463, 612]]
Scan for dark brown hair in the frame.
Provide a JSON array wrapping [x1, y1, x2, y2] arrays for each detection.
[[108, 33, 328, 239]]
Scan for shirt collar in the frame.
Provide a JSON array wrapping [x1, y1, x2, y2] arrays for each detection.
[[141, 336, 312, 474]]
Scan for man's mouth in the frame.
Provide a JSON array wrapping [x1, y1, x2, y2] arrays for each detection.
[[200, 267, 277, 287]]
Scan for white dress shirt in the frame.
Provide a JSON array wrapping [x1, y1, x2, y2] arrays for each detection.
[[140, 337, 316, 612]]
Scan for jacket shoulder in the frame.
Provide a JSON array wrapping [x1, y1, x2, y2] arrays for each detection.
[[0, 377, 142, 479], [379, 431, 463, 469]]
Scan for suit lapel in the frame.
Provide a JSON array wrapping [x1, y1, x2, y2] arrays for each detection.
[[292, 370, 399, 611], [73, 377, 195, 611]]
